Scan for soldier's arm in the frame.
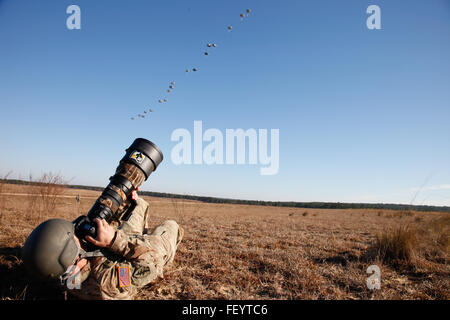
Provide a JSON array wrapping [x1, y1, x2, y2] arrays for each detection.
[[107, 229, 162, 287], [108, 228, 148, 259], [86, 200, 162, 289], [85, 196, 148, 256]]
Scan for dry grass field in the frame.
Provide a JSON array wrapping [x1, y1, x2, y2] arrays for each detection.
[[0, 179, 448, 300]]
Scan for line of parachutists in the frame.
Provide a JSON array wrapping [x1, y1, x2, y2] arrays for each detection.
[[131, 9, 251, 120]]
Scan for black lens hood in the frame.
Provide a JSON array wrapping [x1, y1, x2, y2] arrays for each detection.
[[128, 138, 163, 169], [121, 138, 164, 179]]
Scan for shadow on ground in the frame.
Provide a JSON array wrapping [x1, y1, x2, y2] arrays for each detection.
[[0, 246, 64, 300]]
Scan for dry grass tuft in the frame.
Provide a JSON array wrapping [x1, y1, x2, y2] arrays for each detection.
[[374, 225, 419, 264], [371, 215, 449, 269]]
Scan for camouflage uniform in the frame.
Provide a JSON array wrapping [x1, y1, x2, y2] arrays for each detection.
[[67, 198, 182, 300]]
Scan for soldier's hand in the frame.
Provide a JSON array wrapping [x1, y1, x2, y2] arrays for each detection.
[[85, 218, 116, 248]]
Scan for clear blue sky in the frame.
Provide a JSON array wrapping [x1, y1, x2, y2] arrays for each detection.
[[1, 0, 449, 206]]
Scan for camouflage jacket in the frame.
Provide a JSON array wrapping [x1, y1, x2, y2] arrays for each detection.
[[67, 199, 165, 300]]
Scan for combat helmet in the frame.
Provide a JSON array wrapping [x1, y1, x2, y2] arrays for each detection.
[[22, 218, 81, 280]]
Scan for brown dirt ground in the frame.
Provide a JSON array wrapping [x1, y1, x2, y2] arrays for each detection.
[[0, 183, 448, 300]]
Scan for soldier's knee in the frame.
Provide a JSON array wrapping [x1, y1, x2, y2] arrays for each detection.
[[163, 220, 179, 230], [161, 220, 180, 245]]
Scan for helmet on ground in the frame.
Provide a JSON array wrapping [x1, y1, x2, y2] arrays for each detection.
[[22, 219, 80, 280]]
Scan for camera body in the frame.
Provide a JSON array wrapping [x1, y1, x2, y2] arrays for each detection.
[[73, 138, 163, 240]]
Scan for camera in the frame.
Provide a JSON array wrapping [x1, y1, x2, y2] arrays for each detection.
[[73, 138, 163, 240]]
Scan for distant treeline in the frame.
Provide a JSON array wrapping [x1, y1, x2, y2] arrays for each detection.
[[2, 178, 450, 213]]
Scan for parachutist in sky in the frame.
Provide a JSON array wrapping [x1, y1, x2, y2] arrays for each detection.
[[227, 26, 232, 31], [159, 99, 162, 103], [204, 52, 209, 56], [193, 68, 198, 72]]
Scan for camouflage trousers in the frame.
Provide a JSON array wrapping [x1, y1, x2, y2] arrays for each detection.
[[118, 198, 182, 267]]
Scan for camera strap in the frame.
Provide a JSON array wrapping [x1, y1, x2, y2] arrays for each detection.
[[79, 249, 105, 259], [121, 199, 137, 221], [59, 249, 105, 291]]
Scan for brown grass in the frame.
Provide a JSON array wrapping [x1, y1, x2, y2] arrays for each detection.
[[374, 225, 419, 264], [366, 215, 449, 299], [25, 173, 67, 225], [372, 216, 449, 268], [0, 171, 13, 224], [0, 182, 449, 300]]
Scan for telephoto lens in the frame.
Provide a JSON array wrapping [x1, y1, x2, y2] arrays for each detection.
[[73, 138, 163, 240]]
